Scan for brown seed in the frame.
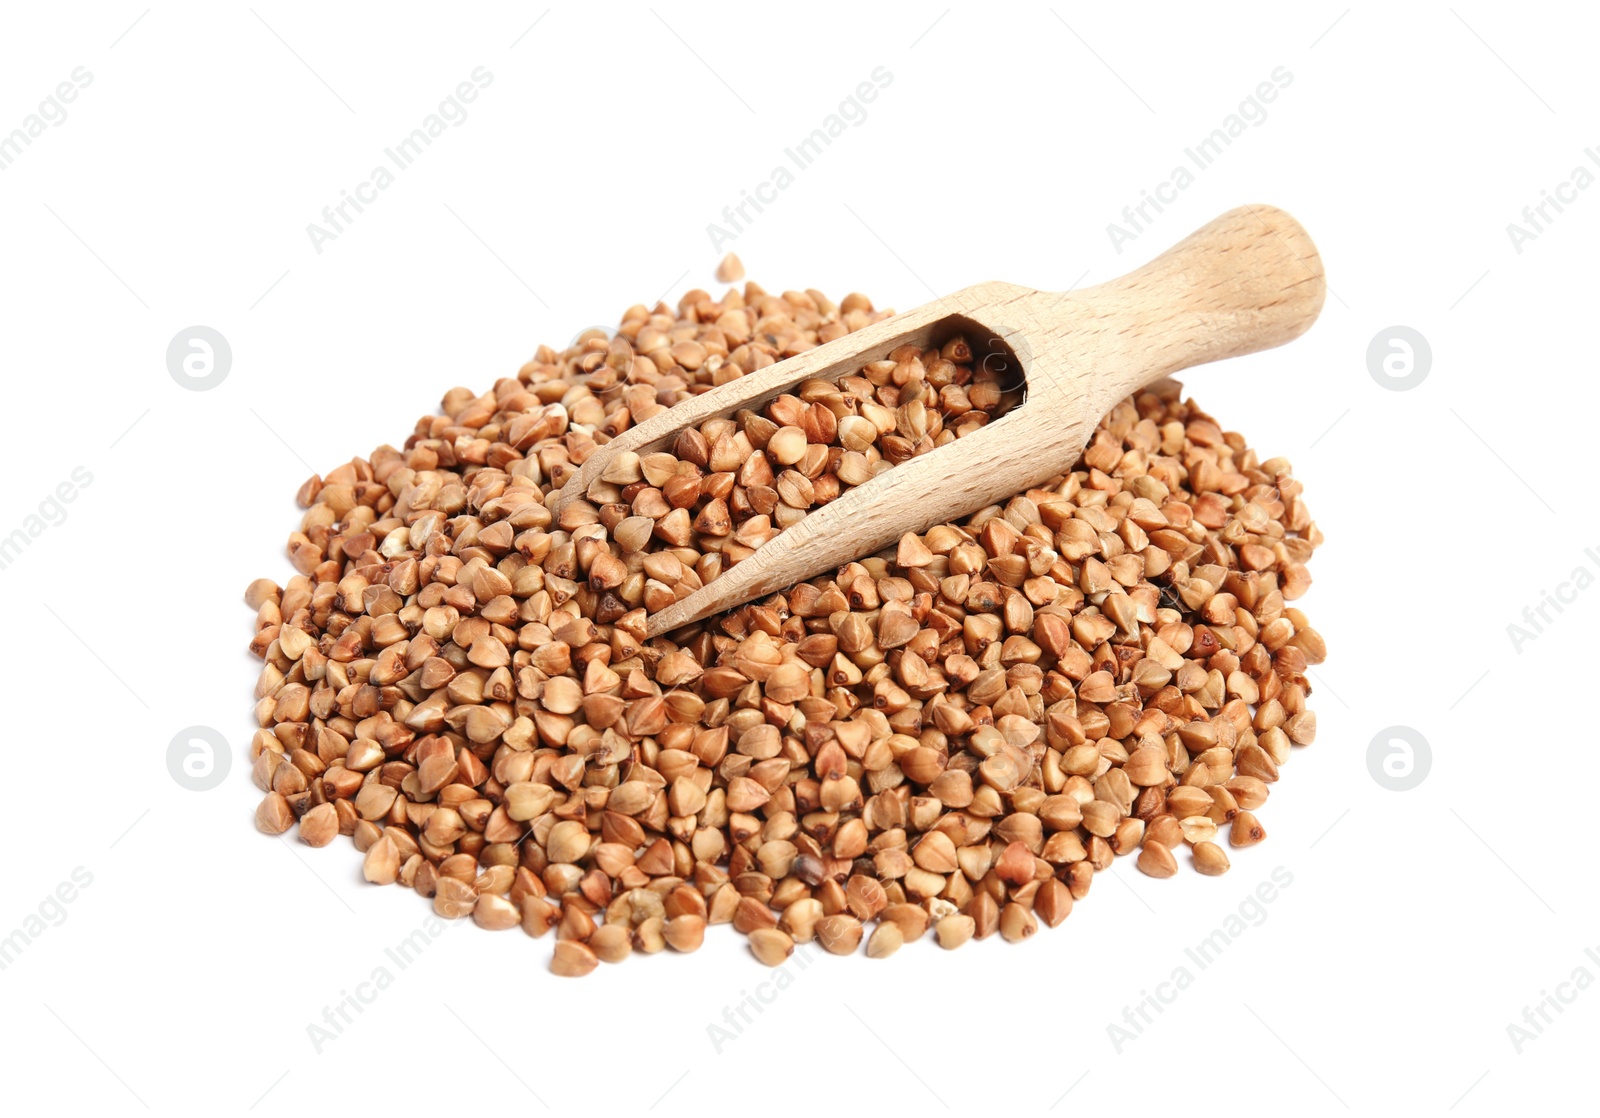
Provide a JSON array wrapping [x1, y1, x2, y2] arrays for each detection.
[[901, 746, 946, 784], [866, 921, 904, 958], [1226, 777, 1270, 810], [354, 782, 398, 822], [1230, 810, 1267, 847], [521, 896, 558, 937], [590, 924, 633, 963], [1034, 879, 1073, 927], [994, 841, 1036, 886], [968, 890, 999, 939], [472, 893, 520, 930], [715, 252, 744, 283], [912, 831, 959, 874], [935, 913, 975, 950], [1236, 743, 1279, 783], [1206, 786, 1240, 825], [1136, 842, 1178, 878], [558, 903, 597, 943], [359, 834, 398, 883], [748, 927, 795, 967], [670, 340, 707, 370], [1192, 841, 1231, 875], [1166, 786, 1213, 819], [780, 898, 824, 943], [633, 917, 667, 954], [816, 914, 864, 955], [879, 903, 930, 942], [1146, 815, 1184, 848], [434, 877, 476, 919], [1124, 746, 1169, 786], [255, 792, 294, 835], [767, 426, 807, 466], [664, 914, 706, 952], [1285, 710, 1318, 745], [251, 749, 281, 792], [725, 776, 773, 812], [1081, 800, 1121, 838], [845, 874, 888, 921], [297, 802, 337, 846], [1107, 816, 1143, 854], [551, 940, 599, 977], [245, 577, 281, 609], [1066, 861, 1094, 900], [999, 902, 1038, 944], [979, 753, 1023, 792], [506, 782, 556, 821], [546, 819, 592, 865], [896, 532, 933, 567], [1288, 627, 1326, 663]]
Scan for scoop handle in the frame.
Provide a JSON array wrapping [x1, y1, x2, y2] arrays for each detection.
[[1031, 204, 1326, 415]]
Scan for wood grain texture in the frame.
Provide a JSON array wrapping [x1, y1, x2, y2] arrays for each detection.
[[554, 204, 1325, 637]]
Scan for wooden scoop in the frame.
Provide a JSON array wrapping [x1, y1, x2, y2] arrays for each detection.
[[555, 204, 1324, 638]]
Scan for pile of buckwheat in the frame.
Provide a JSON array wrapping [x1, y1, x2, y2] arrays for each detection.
[[245, 271, 1324, 976]]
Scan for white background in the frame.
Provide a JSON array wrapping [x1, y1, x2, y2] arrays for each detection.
[[0, 3, 1589, 1113]]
